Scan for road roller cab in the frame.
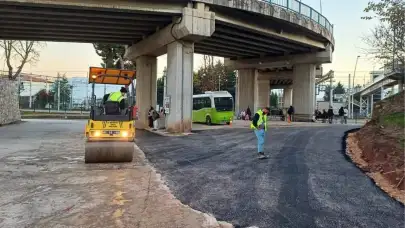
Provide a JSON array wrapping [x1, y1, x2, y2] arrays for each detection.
[[84, 67, 136, 163]]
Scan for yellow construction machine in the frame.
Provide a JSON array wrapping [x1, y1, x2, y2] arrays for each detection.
[[84, 67, 136, 163]]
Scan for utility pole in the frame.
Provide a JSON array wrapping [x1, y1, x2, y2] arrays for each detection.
[[329, 75, 333, 108], [348, 74, 351, 118], [218, 75, 221, 91], [57, 74, 61, 112], [351, 56, 360, 118], [29, 75, 32, 108]]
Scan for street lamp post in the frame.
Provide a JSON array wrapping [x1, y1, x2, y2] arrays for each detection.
[[351, 55, 360, 118]]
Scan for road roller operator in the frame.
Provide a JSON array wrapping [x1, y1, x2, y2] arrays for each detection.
[[103, 87, 128, 115]]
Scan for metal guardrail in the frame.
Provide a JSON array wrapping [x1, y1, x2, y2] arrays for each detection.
[[263, 0, 333, 34]]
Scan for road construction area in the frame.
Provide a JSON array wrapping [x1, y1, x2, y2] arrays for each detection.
[[0, 119, 403, 228]]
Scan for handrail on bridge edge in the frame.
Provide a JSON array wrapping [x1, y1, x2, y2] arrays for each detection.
[[261, 0, 334, 34]]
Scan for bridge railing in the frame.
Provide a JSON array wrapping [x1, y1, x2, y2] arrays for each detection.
[[263, 0, 333, 34]]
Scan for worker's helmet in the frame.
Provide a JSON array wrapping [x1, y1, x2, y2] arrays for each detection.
[[120, 87, 128, 93]]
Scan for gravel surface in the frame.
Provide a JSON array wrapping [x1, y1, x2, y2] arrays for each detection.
[[136, 126, 405, 228]]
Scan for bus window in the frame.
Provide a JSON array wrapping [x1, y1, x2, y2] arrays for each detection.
[[203, 97, 211, 108], [214, 97, 233, 111]]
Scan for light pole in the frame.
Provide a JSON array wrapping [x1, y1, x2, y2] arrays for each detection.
[[351, 55, 360, 118]]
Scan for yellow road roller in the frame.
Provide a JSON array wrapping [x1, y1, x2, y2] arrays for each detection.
[[84, 67, 136, 163]]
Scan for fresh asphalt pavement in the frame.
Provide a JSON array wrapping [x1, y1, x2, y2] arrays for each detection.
[[136, 126, 404, 228]]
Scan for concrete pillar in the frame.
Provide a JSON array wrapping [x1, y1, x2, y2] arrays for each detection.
[[236, 69, 255, 113], [399, 80, 404, 92], [165, 40, 194, 133], [292, 64, 316, 121], [283, 87, 293, 108], [254, 72, 270, 111], [135, 56, 157, 129], [380, 86, 385, 100]]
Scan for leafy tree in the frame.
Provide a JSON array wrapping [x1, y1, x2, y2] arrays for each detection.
[[362, 0, 404, 67], [156, 67, 166, 106], [193, 60, 236, 98], [50, 73, 72, 110], [34, 89, 54, 109], [270, 92, 278, 108], [93, 43, 135, 69], [0, 41, 45, 80], [323, 82, 346, 101]]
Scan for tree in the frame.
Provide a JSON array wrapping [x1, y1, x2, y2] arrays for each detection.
[[323, 82, 346, 101], [156, 67, 166, 106], [34, 89, 54, 109], [334, 82, 346, 94], [0, 40, 45, 80], [93, 43, 135, 69], [50, 73, 72, 110], [193, 59, 236, 97], [362, 0, 404, 67], [270, 92, 278, 108]]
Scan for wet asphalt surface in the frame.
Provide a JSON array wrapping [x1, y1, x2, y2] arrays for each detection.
[[136, 126, 405, 228]]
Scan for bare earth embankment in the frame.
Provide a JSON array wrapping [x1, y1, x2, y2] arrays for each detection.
[[347, 91, 405, 204]]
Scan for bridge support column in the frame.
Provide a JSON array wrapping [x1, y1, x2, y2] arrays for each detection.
[[165, 41, 194, 133], [254, 73, 270, 111], [292, 64, 316, 122], [135, 56, 157, 129], [283, 87, 293, 108], [236, 69, 255, 113]]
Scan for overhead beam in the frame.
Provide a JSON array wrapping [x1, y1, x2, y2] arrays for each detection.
[[204, 37, 281, 54], [215, 26, 309, 52], [0, 21, 155, 31], [125, 6, 215, 60], [2, 30, 141, 39], [215, 13, 327, 50], [0, 34, 134, 44], [212, 33, 286, 53], [0, 14, 169, 26], [1, 27, 147, 36], [0, 0, 183, 15], [199, 41, 263, 56], [225, 44, 332, 69]]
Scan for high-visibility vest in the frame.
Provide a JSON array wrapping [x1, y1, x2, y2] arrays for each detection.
[[250, 110, 268, 131], [107, 91, 123, 102]]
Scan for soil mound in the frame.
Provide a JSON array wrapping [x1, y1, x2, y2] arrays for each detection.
[[347, 91, 404, 204]]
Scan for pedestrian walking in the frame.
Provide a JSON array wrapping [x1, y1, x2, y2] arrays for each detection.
[[250, 107, 270, 159]]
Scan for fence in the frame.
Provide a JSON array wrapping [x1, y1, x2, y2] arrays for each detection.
[[0, 72, 123, 113], [262, 0, 333, 34]]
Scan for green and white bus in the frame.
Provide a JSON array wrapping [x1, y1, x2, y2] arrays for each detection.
[[192, 91, 234, 125]]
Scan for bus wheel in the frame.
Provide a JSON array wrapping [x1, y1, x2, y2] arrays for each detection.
[[206, 116, 212, 125]]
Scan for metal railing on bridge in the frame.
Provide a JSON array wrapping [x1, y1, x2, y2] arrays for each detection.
[[262, 0, 333, 34]]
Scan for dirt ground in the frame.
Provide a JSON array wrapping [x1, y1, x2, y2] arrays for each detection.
[[347, 92, 405, 204]]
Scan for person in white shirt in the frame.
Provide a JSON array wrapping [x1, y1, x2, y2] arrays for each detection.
[[343, 107, 348, 124]]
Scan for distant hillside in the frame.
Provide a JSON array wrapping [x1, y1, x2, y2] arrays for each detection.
[[347, 91, 404, 204]]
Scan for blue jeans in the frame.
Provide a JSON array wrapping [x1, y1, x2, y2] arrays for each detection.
[[254, 129, 266, 153]]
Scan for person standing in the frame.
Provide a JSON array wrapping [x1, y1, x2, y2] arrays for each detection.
[[338, 107, 345, 124], [287, 105, 295, 122], [343, 106, 348, 124], [251, 107, 270, 159]]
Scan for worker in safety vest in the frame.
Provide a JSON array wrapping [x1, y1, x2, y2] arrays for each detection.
[[104, 87, 127, 113], [250, 107, 270, 159]]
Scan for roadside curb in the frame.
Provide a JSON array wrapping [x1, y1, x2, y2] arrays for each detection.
[[133, 143, 234, 227], [22, 115, 89, 119], [0, 120, 24, 127]]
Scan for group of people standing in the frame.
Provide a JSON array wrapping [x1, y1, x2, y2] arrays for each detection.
[[314, 106, 348, 124], [148, 107, 165, 130]]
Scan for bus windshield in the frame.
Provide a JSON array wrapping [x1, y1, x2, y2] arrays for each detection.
[[214, 97, 233, 111]]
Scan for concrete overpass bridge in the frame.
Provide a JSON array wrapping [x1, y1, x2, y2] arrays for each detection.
[[0, 0, 334, 132]]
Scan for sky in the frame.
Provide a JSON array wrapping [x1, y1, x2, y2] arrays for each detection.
[[1, 0, 379, 88]]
